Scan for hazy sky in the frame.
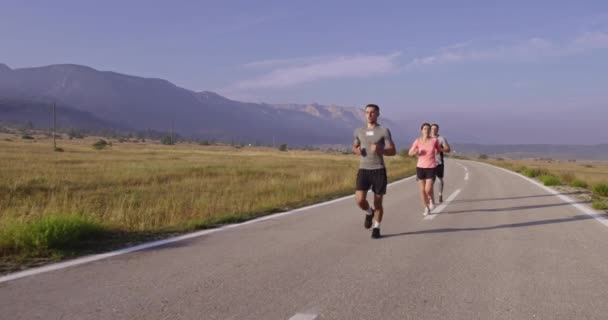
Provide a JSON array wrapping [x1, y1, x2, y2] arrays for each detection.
[[1, 1, 607, 143]]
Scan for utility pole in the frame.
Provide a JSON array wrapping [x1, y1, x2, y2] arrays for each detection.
[[53, 102, 57, 150], [171, 119, 174, 145]]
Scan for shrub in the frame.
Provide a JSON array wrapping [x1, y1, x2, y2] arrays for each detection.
[[592, 199, 608, 210], [0, 215, 107, 256], [21, 134, 34, 140], [522, 168, 548, 178], [92, 139, 109, 150], [478, 154, 488, 159], [592, 184, 608, 197], [278, 144, 288, 152], [515, 166, 527, 173], [570, 179, 588, 188], [539, 175, 560, 186]]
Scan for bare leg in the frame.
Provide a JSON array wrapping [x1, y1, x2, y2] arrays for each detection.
[[373, 194, 384, 223], [425, 179, 435, 205], [418, 179, 428, 208], [355, 190, 370, 211]]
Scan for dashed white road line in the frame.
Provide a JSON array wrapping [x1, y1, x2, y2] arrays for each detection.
[[424, 189, 462, 220], [424, 161, 468, 220]]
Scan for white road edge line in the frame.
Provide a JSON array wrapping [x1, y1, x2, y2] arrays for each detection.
[[289, 313, 318, 320], [0, 175, 417, 283], [476, 161, 608, 228], [425, 189, 462, 220]]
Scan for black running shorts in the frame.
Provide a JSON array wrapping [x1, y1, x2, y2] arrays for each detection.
[[435, 164, 445, 179], [416, 167, 436, 180], [356, 168, 387, 195]]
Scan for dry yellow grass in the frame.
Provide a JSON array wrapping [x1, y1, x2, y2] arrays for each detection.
[[486, 158, 608, 186], [0, 133, 416, 232]]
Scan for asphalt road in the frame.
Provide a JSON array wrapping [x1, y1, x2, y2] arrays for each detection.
[[2, 160, 608, 320]]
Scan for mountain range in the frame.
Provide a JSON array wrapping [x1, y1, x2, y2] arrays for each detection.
[[2, 63, 607, 160], [0, 63, 401, 146]]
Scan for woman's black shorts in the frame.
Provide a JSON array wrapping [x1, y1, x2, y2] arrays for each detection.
[[416, 167, 436, 180]]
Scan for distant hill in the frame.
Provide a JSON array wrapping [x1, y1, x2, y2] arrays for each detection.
[[0, 63, 403, 146], [0, 96, 126, 131], [453, 144, 608, 161]]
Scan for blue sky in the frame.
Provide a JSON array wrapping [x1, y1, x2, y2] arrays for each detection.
[[1, 1, 608, 143]]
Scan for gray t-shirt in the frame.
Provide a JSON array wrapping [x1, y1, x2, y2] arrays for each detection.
[[353, 125, 394, 170], [435, 135, 448, 165]]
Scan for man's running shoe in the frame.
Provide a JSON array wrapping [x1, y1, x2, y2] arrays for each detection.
[[371, 227, 381, 239], [364, 208, 374, 229]]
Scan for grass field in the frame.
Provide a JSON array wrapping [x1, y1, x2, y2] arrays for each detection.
[[481, 157, 608, 210], [0, 132, 416, 269], [485, 158, 608, 186]]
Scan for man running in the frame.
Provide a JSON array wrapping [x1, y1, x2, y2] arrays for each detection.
[[353, 104, 396, 239], [430, 123, 451, 203]]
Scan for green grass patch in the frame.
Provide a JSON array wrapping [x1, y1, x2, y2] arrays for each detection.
[[522, 167, 549, 178], [0, 215, 107, 257], [592, 183, 608, 197], [570, 179, 588, 189], [592, 199, 608, 210], [539, 175, 561, 186]]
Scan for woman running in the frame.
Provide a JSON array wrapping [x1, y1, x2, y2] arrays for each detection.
[[408, 123, 445, 216]]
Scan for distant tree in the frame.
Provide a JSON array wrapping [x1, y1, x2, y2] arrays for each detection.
[[278, 144, 288, 151], [92, 139, 109, 150], [478, 154, 489, 159]]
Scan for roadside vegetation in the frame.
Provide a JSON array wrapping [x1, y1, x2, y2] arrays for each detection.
[[0, 132, 416, 272], [472, 156, 608, 211]]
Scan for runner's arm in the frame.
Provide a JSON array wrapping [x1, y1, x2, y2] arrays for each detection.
[[382, 129, 396, 156], [383, 142, 396, 156], [441, 138, 451, 153], [408, 139, 418, 157], [352, 135, 362, 155]]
